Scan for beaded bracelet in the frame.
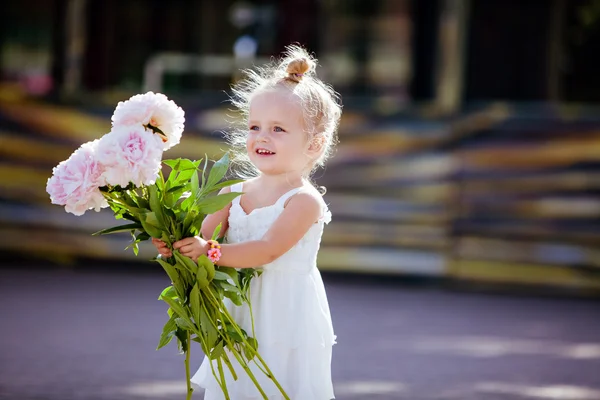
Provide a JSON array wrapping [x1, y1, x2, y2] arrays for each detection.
[[207, 240, 222, 263]]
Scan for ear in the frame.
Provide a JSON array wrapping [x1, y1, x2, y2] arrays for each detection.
[[308, 135, 326, 155]]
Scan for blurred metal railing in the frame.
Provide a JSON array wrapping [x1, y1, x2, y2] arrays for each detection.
[[1, 98, 600, 294], [143, 53, 270, 93]]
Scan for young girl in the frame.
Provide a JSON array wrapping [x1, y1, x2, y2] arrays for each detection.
[[152, 45, 342, 400]]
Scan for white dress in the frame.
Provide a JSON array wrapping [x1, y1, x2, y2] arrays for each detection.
[[191, 182, 336, 400]]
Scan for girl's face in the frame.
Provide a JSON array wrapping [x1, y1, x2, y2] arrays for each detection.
[[246, 88, 317, 177]]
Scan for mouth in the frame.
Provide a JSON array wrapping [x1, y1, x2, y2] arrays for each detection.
[[255, 148, 276, 156]]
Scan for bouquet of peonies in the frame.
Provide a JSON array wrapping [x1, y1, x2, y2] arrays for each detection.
[[46, 92, 289, 400]]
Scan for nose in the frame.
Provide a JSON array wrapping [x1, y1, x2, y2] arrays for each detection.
[[256, 128, 269, 142]]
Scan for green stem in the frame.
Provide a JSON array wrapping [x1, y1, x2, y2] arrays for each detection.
[[220, 334, 269, 400], [197, 333, 230, 400], [216, 357, 230, 400], [200, 293, 267, 399], [204, 288, 290, 400], [245, 285, 257, 340], [185, 331, 193, 400], [199, 297, 238, 381], [243, 288, 269, 377]]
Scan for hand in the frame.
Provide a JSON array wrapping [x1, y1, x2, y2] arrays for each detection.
[[173, 236, 208, 262], [152, 238, 172, 258]]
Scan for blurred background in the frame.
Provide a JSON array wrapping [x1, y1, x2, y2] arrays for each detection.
[[2, 1, 600, 399]]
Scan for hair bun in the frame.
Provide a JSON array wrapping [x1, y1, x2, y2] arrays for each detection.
[[286, 58, 313, 83]]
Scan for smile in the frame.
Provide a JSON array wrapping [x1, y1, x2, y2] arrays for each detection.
[[256, 148, 275, 155]]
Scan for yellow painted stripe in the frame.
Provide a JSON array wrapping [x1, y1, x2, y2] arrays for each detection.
[[0, 227, 156, 262], [449, 259, 600, 290], [0, 131, 75, 163], [0, 165, 50, 202], [461, 135, 600, 169]]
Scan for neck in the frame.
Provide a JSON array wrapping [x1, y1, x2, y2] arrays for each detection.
[[255, 172, 305, 190]]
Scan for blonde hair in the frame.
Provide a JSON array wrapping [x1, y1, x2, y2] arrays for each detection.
[[226, 44, 342, 179]]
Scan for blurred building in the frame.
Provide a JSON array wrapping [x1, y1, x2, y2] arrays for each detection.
[[1, 0, 599, 294], [3, 1, 600, 104]]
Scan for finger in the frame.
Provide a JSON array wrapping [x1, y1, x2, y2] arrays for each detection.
[[173, 238, 194, 250], [179, 244, 196, 255]]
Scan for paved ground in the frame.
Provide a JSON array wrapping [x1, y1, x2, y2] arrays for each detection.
[[1, 267, 600, 400]]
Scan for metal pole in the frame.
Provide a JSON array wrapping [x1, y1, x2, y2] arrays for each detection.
[[434, 0, 470, 115], [63, 0, 88, 98]]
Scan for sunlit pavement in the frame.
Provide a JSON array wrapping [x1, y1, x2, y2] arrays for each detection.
[[1, 267, 600, 400]]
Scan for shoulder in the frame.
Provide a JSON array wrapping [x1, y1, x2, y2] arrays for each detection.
[[219, 180, 247, 194], [285, 185, 324, 216]]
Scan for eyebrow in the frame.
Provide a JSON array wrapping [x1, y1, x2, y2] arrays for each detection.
[[248, 120, 288, 127]]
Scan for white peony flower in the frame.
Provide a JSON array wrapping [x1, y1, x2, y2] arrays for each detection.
[[97, 125, 164, 187], [46, 140, 108, 216], [111, 91, 185, 150]]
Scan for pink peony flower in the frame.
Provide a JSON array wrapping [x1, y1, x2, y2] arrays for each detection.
[[96, 125, 164, 187], [46, 140, 108, 216], [111, 92, 185, 150]]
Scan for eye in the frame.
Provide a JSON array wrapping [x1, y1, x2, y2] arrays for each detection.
[[273, 126, 286, 133], [249, 125, 259, 131]]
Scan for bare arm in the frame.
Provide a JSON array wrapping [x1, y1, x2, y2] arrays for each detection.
[[200, 186, 232, 240], [214, 191, 322, 268]]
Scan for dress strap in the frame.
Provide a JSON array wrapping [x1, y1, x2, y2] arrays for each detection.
[[230, 182, 244, 205], [275, 187, 303, 208]]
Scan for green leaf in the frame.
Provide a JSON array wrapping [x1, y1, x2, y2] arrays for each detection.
[[127, 240, 139, 256], [197, 255, 215, 282], [223, 289, 243, 306], [137, 231, 151, 241], [199, 307, 218, 349], [175, 327, 188, 353], [195, 192, 241, 214], [161, 296, 190, 324], [182, 209, 197, 236], [226, 325, 245, 343], [176, 158, 199, 171], [195, 263, 209, 289], [201, 157, 208, 188], [189, 213, 205, 237], [174, 168, 197, 187], [155, 258, 187, 301], [211, 223, 222, 241], [216, 267, 239, 286], [212, 270, 231, 281], [191, 335, 209, 354], [175, 317, 196, 332], [244, 337, 258, 361], [92, 223, 142, 236], [157, 316, 177, 350], [130, 192, 150, 209], [163, 159, 181, 170], [155, 170, 165, 192], [206, 179, 245, 195], [167, 184, 186, 194], [159, 285, 178, 300], [174, 251, 198, 275], [139, 212, 164, 238], [209, 340, 224, 360], [180, 192, 195, 212], [206, 153, 230, 189], [191, 169, 200, 199], [148, 185, 166, 227], [190, 285, 201, 325], [220, 281, 240, 293]]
